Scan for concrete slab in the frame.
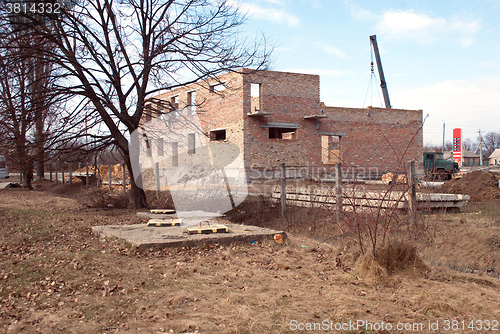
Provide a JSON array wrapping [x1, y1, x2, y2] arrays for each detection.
[[91, 222, 285, 249]]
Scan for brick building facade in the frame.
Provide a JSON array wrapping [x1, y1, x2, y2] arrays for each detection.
[[143, 69, 423, 176]]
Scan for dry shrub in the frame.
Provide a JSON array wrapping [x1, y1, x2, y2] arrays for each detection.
[[356, 242, 428, 280], [145, 190, 175, 209], [83, 188, 130, 209], [378, 242, 429, 275], [356, 252, 389, 281]]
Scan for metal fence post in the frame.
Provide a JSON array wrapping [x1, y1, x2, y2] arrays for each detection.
[[122, 164, 126, 194], [155, 162, 160, 196], [280, 163, 286, 216], [69, 163, 72, 185], [61, 163, 65, 185], [335, 163, 343, 224], [85, 161, 89, 188], [109, 165, 112, 192], [407, 161, 417, 225], [97, 162, 101, 187]]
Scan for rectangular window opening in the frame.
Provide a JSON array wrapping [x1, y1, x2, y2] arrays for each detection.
[[170, 96, 179, 110], [210, 129, 226, 141], [145, 138, 152, 157], [250, 83, 261, 113], [210, 83, 225, 93], [172, 142, 178, 167], [157, 138, 164, 156], [321, 135, 341, 164], [269, 127, 296, 140], [187, 91, 196, 114], [188, 133, 196, 155], [156, 101, 164, 119]]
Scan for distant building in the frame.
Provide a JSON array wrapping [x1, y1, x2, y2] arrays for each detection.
[[489, 148, 500, 166], [444, 149, 482, 166]]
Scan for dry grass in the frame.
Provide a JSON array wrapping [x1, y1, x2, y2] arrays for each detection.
[[0, 188, 500, 333]]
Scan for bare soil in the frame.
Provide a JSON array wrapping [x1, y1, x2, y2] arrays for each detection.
[[1, 186, 500, 333], [432, 171, 500, 202]]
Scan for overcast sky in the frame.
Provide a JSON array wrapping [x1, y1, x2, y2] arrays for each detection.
[[236, 0, 500, 146]]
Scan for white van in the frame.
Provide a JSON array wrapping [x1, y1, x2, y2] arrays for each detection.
[[0, 156, 9, 178]]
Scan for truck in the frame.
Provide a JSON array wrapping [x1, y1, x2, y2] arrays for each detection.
[[423, 152, 459, 180]]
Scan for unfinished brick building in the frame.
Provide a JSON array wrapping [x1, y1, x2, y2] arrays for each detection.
[[143, 69, 423, 176]]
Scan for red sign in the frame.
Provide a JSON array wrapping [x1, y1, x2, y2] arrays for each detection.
[[453, 128, 461, 164]]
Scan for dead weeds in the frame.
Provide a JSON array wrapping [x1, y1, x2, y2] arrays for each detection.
[[0, 188, 500, 333]]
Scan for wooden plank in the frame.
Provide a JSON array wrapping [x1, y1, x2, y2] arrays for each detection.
[[147, 219, 182, 227], [186, 224, 229, 235], [150, 209, 176, 214]]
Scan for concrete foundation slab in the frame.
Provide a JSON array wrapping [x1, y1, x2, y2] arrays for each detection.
[[91, 222, 285, 249]]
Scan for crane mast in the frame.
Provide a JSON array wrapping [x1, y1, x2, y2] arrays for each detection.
[[369, 35, 391, 109]]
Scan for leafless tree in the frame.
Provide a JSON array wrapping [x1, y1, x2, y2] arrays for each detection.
[[0, 17, 107, 187], [483, 131, 500, 158], [11, 0, 269, 207]]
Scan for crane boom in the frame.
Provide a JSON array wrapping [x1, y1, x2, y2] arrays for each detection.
[[369, 35, 391, 108]]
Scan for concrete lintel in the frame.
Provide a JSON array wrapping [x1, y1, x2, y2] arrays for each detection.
[[304, 115, 328, 120], [260, 122, 301, 129], [319, 132, 346, 137]]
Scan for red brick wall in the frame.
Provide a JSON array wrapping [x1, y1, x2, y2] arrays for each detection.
[[146, 70, 423, 174], [320, 104, 423, 173], [242, 70, 321, 168]]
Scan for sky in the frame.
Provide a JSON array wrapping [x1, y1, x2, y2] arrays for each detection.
[[235, 0, 500, 146]]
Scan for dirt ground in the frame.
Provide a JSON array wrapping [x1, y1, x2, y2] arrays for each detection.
[[432, 171, 500, 202], [1, 184, 500, 333]]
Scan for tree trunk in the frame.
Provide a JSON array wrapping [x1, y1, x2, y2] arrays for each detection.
[[22, 168, 33, 189], [34, 42, 47, 180], [17, 141, 33, 189], [125, 157, 147, 209]]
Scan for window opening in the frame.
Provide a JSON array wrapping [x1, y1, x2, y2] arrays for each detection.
[[170, 96, 179, 110], [188, 133, 196, 155], [187, 91, 196, 114], [269, 127, 296, 140], [210, 129, 226, 141], [321, 135, 341, 164], [251, 83, 261, 112], [172, 142, 178, 166], [157, 138, 164, 156]]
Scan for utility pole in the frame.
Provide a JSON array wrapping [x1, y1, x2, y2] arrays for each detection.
[[442, 121, 445, 154], [479, 130, 483, 166]]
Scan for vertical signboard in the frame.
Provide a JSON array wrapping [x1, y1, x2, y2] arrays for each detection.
[[453, 128, 462, 166]]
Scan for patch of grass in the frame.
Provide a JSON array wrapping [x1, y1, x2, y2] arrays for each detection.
[[0, 189, 499, 333]]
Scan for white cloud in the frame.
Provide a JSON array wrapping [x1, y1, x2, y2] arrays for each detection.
[[235, 1, 300, 26], [479, 61, 498, 69], [348, 3, 376, 21], [391, 77, 500, 144], [313, 42, 348, 58], [375, 10, 480, 47]]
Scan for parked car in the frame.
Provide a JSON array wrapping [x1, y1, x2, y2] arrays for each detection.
[[0, 156, 9, 178]]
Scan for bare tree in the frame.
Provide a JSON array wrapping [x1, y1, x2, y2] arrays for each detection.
[[483, 131, 500, 158], [462, 137, 476, 152], [12, 0, 269, 207], [0, 40, 39, 188], [0, 1, 57, 180]]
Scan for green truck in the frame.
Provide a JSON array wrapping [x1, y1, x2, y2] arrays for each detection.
[[423, 152, 459, 180]]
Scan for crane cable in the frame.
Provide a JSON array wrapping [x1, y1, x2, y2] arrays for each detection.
[[363, 41, 384, 108]]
